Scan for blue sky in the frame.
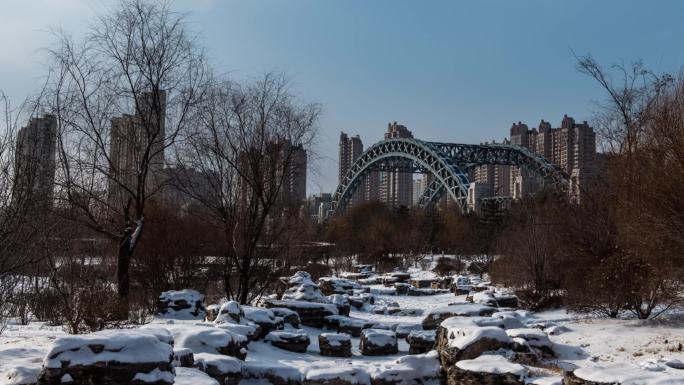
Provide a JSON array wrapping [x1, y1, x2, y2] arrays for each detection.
[[1, 0, 683, 194]]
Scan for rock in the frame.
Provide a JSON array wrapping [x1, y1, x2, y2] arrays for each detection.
[[158, 324, 248, 360], [436, 317, 512, 365], [348, 293, 375, 310], [215, 323, 261, 342], [394, 283, 410, 295], [264, 299, 338, 328], [2, 366, 39, 385], [173, 348, 194, 368], [319, 333, 352, 357], [422, 303, 497, 329], [37, 329, 174, 385], [265, 330, 311, 353], [409, 278, 437, 288], [408, 288, 450, 296], [241, 361, 302, 385], [194, 353, 242, 385], [324, 315, 375, 337], [213, 301, 244, 324], [318, 277, 364, 296], [242, 306, 282, 338], [205, 304, 220, 322], [370, 351, 442, 385], [505, 328, 555, 357], [303, 367, 370, 385], [328, 294, 351, 316], [283, 271, 329, 303], [155, 289, 205, 320], [448, 355, 527, 385], [406, 330, 436, 354], [360, 329, 398, 356], [174, 367, 220, 385], [270, 307, 301, 328]]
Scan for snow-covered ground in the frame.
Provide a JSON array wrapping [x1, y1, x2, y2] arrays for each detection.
[[1, 264, 683, 384]]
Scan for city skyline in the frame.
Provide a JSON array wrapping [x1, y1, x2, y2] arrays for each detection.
[[2, 0, 684, 194]]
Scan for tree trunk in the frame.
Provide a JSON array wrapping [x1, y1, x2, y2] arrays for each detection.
[[116, 229, 133, 320]]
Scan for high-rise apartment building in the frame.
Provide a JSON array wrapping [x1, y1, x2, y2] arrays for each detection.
[[108, 91, 167, 210], [338, 132, 366, 207], [381, 122, 414, 207], [13, 114, 57, 209], [509, 115, 596, 201], [280, 140, 307, 206]]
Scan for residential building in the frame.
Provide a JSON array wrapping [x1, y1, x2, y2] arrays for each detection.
[[13, 114, 57, 209], [381, 122, 413, 207]]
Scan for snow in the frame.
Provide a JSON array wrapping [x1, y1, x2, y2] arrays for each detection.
[[303, 366, 371, 385], [425, 302, 495, 318], [43, 328, 173, 369], [445, 325, 511, 349], [264, 330, 308, 342], [132, 368, 174, 383], [505, 328, 553, 349], [242, 306, 276, 324], [456, 354, 528, 376], [320, 332, 350, 346], [283, 271, 329, 303], [194, 352, 242, 373], [144, 323, 246, 355], [362, 329, 396, 346], [573, 363, 684, 384], [173, 367, 220, 385]]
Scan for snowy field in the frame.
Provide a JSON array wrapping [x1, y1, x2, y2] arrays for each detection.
[[1, 265, 683, 384]]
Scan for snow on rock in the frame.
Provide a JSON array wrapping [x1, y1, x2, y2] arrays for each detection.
[[213, 301, 243, 325], [452, 354, 528, 385], [422, 302, 497, 329], [240, 361, 301, 385], [318, 277, 365, 296], [505, 328, 554, 356], [263, 299, 338, 328], [269, 307, 301, 328], [37, 328, 174, 385], [173, 367, 220, 385], [319, 333, 352, 357], [172, 348, 194, 368], [147, 324, 247, 359], [406, 330, 436, 354], [328, 294, 351, 316], [436, 317, 512, 365], [155, 289, 206, 320], [193, 353, 241, 385], [360, 329, 398, 356], [283, 271, 329, 303], [242, 306, 282, 338], [470, 290, 498, 307], [264, 330, 310, 353], [566, 362, 684, 385], [303, 366, 371, 385], [324, 315, 375, 337]]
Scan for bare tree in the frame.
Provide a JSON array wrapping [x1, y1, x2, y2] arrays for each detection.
[[175, 73, 318, 304], [44, 0, 208, 314]]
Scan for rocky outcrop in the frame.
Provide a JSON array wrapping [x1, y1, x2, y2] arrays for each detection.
[[318, 333, 352, 357], [360, 329, 398, 356], [173, 348, 194, 368], [265, 330, 311, 353], [436, 317, 512, 364], [242, 306, 283, 338], [270, 307, 301, 328]]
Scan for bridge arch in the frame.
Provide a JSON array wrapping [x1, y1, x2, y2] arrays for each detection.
[[332, 139, 470, 214], [332, 138, 569, 215]]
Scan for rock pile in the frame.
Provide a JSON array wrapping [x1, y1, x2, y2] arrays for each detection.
[[156, 289, 206, 320]]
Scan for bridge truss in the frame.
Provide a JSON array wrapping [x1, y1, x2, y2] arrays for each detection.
[[332, 138, 568, 215]]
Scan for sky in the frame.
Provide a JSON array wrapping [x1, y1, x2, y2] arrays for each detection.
[[1, 0, 683, 194]]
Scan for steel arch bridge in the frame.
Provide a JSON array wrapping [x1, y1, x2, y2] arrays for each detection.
[[332, 138, 568, 215]]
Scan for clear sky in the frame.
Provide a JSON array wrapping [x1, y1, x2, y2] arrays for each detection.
[[1, 0, 683, 194]]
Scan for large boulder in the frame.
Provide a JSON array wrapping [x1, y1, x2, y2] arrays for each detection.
[[360, 329, 398, 356], [264, 299, 338, 328], [172, 348, 194, 368], [449, 354, 527, 385], [422, 302, 497, 329], [328, 294, 351, 316], [213, 301, 243, 324], [318, 333, 352, 357], [193, 353, 242, 385], [318, 277, 364, 296], [265, 330, 311, 353], [156, 289, 205, 320], [505, 328, 555, 357], [406, 330, 436, 354], [436, 317, 512, 365], [37, 328, 174, 385]]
